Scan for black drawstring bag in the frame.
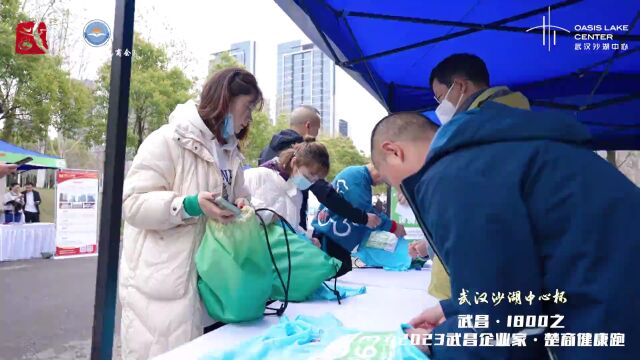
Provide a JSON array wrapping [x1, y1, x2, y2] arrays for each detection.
[[255, 208, 343, 315]]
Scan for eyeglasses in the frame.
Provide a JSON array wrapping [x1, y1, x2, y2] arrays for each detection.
[[433, 80, 465, 104], [433, 85, 452, 104]]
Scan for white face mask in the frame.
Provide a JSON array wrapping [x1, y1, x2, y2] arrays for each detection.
[[435, 83, 464, 125]]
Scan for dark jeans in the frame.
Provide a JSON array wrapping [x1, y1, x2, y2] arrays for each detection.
[[24, 211, 40, 223], [4, 211, 22, 224], [320, 235, 353, 277]]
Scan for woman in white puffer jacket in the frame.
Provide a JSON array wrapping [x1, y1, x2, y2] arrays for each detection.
[[119, 68, 263, 359], [244, 137, 329, 247]]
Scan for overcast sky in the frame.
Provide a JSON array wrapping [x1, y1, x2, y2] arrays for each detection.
[[38, 0, 387, 154]]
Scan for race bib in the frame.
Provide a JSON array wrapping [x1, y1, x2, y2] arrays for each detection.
[[312, 332, 398, 360], [365, 231, 399, 253]]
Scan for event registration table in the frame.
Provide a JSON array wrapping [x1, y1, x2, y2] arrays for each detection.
[[0, 223, 56, 261], [156, 266, 437, 359]]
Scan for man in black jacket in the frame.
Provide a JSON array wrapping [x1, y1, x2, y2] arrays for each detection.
[[259, 105, 381, 230], [22, 183, 42, 223]]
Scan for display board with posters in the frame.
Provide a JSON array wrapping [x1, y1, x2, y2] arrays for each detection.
[[54, 169, 99, 258], [389, 187, 426, 241]]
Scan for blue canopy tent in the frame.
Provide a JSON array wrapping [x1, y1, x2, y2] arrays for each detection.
[[274, 0, 640, 150], [0, 140, 66, 170]]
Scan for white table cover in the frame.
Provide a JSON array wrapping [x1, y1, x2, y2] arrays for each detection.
[[0, 223, 56, 261], [156, 268, 437, 360]]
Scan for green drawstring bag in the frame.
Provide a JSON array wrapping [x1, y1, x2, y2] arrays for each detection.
[[261, 219, 342, 302], [195, 207, 272, 323]]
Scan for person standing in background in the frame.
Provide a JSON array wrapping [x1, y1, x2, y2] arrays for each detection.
[[22, 183, 41, 223], [4, 183, 24, 224]]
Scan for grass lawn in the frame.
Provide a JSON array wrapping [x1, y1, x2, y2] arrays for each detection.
[[39, 188, 56, 223]]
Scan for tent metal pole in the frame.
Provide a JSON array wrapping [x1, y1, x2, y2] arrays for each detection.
[[516, 49, 640, 91], [90, 0, 135, 359], [339, 13, 390, 111], [362, 84, 638, 112], [581, 93, 640, 111], [580, 120, 640, 129], [300, 0, 341, 63], [342, 0, 582, 66], [395, 84, 430, 91], [528, 100, 580, 110], [342, 12, 627, 40], [589, 11, 640, 97]]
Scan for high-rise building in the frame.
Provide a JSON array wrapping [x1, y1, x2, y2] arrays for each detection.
[[276, 40, 335, 136], [338, 119, 349, 137], [262, 98, 272, 121], [210, 41, 256, 74]]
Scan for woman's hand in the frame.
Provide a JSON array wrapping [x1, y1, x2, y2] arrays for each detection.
[[408, 242, 420, 259], [197, 192, 236, 224], [409, 240, 428, 259], [366, 213, 381, 228], [394, 223, 407, 238], [312, 237, 321, 248], [317, 210, 329, 222], [235, 198, 250, 209]]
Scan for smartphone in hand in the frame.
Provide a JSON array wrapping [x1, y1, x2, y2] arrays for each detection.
[[213, 196, 241, 217], [12, 157, 33, 166]]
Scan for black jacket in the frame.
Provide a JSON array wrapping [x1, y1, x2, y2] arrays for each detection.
[[258, 129, 304, 166], [22, 190, 41, 213], [259, 130, 368, 229]]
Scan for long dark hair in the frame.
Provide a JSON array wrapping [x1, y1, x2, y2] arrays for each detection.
[[197, 67, 263, 143]]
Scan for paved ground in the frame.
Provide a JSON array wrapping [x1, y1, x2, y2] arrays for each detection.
[[0, 257, 121, 360]]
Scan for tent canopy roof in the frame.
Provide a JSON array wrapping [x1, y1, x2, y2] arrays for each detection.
[[275, 0, 640, 150]]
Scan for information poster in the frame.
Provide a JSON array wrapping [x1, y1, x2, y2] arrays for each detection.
[[55, 170, 99, 257], [389, 187, 426, 241]]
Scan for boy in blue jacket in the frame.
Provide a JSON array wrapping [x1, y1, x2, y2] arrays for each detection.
[[370, 54, 640, 359], [312, 164, 406, 276]]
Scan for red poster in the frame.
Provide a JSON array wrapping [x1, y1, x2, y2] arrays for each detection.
[[55, 170, 99, 257]]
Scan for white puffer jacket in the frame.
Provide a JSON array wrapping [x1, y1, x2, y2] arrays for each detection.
[[118, 101, 249, 360], [243, 166, 304, 233]]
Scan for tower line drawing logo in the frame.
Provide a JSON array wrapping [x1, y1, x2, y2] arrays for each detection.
[[526, 6, 571, 52]]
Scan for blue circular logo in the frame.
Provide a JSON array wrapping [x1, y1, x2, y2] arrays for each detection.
[[83, 20, 111, 47]]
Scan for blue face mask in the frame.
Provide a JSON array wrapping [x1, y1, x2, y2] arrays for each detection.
[[221, 113, 235, 140], [290, 173, 313, 190]]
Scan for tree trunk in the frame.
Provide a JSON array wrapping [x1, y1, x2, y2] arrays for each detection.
[[606, 151, 616, 166], [1, 114, 15, 142], [136, 114, 144, 151]]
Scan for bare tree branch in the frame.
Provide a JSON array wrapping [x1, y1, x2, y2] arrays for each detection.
[[617, 152, 633, 169]]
